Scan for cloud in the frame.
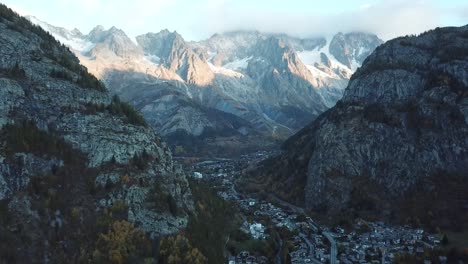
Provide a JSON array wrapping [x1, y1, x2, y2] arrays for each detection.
[[359, 3, 373, 9], [3, 0, 467, 41], [42, 0, 178, 34], [332, 0, 441, 39], [190, 0, 454, 40]]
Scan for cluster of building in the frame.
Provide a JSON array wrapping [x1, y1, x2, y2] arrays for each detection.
[[239, 221, 269, 240], [335, 221, 444, 264], [228, 251, 269, 264], [181, 152, 443, 264], [288, 235, 319, 263]]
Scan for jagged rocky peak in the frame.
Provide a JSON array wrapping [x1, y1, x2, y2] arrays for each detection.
[[204, 30, 263, 51], [244, 35, 330, 128], [190, 30, 264, 66], [252, 36, 312, 71], [254, 36, 292, 60], [86, 24, 106, 42], [70, 27, 83, 37], [136, 29, 186, 60], [85, 25, 142, 58], [136, 29, 215, 86], [270, 33, 326, 52], [0, 5, 193, 261], [197, 30, 379, 79], [201, 30, 327, 54], [244, 25, 468, 227], [329, 31, 383, 69], [251, 36, 319, 85]]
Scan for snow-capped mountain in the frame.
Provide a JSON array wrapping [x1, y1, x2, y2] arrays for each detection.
[[191, 30, 381, 108], [329, 32, 383, 69], [26, 15, 93, 52], [26, 16, 383, 155]]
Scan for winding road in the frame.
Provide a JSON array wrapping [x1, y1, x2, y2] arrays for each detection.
[[229, 168, 336, 264], [323, 232, 337, 264], [299, 233, 322, 264]]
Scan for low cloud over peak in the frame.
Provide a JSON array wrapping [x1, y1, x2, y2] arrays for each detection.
[[5, 0, 468, 41]]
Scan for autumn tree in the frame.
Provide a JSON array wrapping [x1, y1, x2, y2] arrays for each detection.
[[159, 234, 207, 264], [93, 220, 152, 263]]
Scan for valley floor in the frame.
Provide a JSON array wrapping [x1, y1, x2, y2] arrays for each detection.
[[178, 152, 446, 264]]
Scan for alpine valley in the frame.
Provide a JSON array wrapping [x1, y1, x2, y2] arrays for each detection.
[[1, 2, 468, 264]]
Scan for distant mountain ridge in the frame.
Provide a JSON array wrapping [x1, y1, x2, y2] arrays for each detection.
[[26, 15, 383, 155]]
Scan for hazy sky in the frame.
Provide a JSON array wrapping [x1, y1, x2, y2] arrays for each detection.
[[4, 0, 468, 41]]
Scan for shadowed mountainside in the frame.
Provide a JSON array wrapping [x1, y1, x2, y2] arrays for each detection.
[[242, 25, 468, 230]]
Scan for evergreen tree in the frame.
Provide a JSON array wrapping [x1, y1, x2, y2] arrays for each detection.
[[442, 234, 449, 245]]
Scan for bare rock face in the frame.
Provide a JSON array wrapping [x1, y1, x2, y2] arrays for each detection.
[[0, 153, 63, 200], [0, 5, 193, 246], [320, 52, 332, 68], [0, 78, 24, 128], [244, 37, 329, 128], [137, 31, 215, 86], [88, 26, 144, 59], [329, 32, 383, 69], [246, 25, 468, 226]]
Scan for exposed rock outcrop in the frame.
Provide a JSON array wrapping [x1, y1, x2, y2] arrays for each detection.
[[245, 25, 468, 227], [0, 6, 193, 261], [137, 30, 215, 86]]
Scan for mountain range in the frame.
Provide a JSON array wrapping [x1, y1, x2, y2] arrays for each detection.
[[27, 16, 383, 155]]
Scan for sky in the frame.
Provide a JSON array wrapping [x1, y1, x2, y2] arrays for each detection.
[[3, 0, 468, 41]]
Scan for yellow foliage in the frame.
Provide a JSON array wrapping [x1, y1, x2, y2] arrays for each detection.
[[159, 234, 207, 264], [95, 220, 151, 263], [121, 174, 130, 185], [196, 201, 205, 211]]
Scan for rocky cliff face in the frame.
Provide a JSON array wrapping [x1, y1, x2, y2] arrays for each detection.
[[104, 71, 262, 156], [244, 25, 468, 228], [137, 30, 215, 86], [0, 5, 193, 262], [244, 37, 329, 128]]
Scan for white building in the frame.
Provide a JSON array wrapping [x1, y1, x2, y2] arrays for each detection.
[[250, 222, 267, 240], [193, 172, 203, 179]]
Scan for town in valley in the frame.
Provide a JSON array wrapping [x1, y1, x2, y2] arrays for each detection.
[[179, 152, 446, 264]]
